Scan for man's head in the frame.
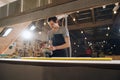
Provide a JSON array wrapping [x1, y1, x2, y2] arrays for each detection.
[[47, 16, 59, 29]]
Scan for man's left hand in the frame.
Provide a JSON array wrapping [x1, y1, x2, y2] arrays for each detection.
[[48, 46, 56, 51]]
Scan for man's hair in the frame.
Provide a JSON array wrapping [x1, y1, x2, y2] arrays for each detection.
[[48, 16, 57, 23]]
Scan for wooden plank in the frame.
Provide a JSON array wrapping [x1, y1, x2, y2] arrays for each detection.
[[68, 19, 113, 30]]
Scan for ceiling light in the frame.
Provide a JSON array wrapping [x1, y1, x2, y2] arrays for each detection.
[[103, 5, 106, 9], [111, 47, 113, 49], [107, 27, 110, 30], [103, 40, 106, 43], [44, 22, 47, 26], [76, 11, 79, 13], [90, 8, 93, 10], [114, 11, 117, 14], [74, 50, 77, 53], [113, 45, 116, 47], [74, 42, 76, 45], [30, 25, 36, 31], [73, 18, 76, 22], [89, 43, 92, 46], [81, 31, 84, 34], [106, 33, 109, 36], [2, 28, 13, 37], [85, 37, 87, 40], [101, 45, 104, 48]]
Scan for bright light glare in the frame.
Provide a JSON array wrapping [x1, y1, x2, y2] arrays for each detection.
[[73, 18, 76, 21], [30, 25, 36, 31], [81, 31, 84, 34], [106, 33, 109, 36], [3, 28, 13, 37], [107, 27, 110, 30], [103, 41, 106, 43], [21, 30, 33, 40], [44, 22, 47, 26], [38, 31, 42, 35], [76, 11, 79, 13], [85, 37, 87, 40], [114, 11, 117, 14], [103, 5, 106, 9]]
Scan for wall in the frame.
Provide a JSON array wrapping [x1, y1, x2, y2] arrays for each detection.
[[0, 21, 31, 54], [0, 62, 120, 80]]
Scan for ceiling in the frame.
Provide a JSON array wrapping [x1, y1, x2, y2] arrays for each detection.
[[0, 0, 16, 7], [32, 3, 120, 42], [68, 4, 119, 25], [68, 3, 120, 41]]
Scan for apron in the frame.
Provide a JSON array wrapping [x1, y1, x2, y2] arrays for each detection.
[[51, 34, 67, 57]]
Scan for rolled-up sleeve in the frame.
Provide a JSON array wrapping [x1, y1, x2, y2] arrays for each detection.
[[62, 27, 69, 37]]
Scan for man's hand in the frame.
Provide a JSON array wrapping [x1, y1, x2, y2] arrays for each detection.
[[48, 46, 56, 51]]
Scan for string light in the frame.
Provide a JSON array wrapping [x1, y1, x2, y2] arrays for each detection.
[[74, 50, 77, 53], [101, 45, 104, 48], [76, 11, 79, 13], [85, 37, 87, 40], [106, 33, 109, 36], [44, 22, 47, 26], [30, 25, 36, 31], [73, 18, 76, 22], [113, 45, 116, 47], [74, 42, 76, 45], [107, 27, 110, 30], [114, 11, 117, 14], [89, 43, 92, 46], [111, 47, 113, 49], [81, 31, 84, 34], [103, 40, 106, 43], [103, 5, 106, 9]]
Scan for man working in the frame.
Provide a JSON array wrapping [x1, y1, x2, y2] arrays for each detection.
[[47, 16, 70, 57]]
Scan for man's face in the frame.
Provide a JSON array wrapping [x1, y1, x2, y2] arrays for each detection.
[[48, 21, 59, 29]]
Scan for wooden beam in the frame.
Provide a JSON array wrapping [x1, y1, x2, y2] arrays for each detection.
[[68, 19, 113, 30], [0, 0, 119, 27], [91, 8, 95, 23], [0, 0, 9, 3]]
